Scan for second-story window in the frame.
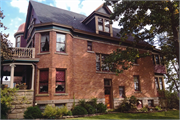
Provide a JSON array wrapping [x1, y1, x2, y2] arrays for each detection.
[[96, 53, 110, 72], [41, 32, 49, 52], [56, 33, 66, 52], [154, 76, 164, 90], [16, 36, 20, 47], [155, 55, 160, 64], [87, 41, 92, 51], [134, 76, 140, 91]]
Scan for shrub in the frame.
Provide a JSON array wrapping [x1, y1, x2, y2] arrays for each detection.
[[129, 95, 137, 105], [85, 104, 96, 114], [140, 107, 148, 112], [1, 102, 10, 119], [97, 103, 107, 113], [72, 106, 88, 115], [24, 106, 42, 119], [42, 105, 62, 119], [60, 105, 68, 116], [89, 98, 97, 109], [155, 106, 162, 111], [78, 99, 86, 108], [64, 111, 72, 116], [117, 102, 131, 112]]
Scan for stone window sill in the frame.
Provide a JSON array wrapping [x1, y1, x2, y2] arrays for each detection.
[[96, 71, 116, 74], [87, 51, 95, 54], [37, 52, 50, 55], [36, 94, 49, 97], [54, 93, 68, 96], [55, 52, 68, 56], [134, 91, 142, 93]]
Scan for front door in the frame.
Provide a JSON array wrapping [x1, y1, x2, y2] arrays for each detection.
[[105, 87, 111, 108], [104, 79, 112, 108]]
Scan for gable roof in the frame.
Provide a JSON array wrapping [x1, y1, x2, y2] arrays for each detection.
[[28, 0, 149, 47], [30, 0, 94, 33]]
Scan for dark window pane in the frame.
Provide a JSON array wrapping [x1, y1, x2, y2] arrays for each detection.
[[155, 55, 159, 64], [152, 55, 155, 64], [56, 83, 65, 92], [104, 79, 110, 86], [39, 84, 48, 93], [41, 33, 49, 52], [87, 41, 92, 51]]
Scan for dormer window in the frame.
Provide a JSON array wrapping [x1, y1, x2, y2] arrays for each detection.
[[98, 17, 110, 33]]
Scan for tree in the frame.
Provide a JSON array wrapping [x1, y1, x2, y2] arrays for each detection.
[[0, 8, 13, 83], [105, 1, 179, 91]]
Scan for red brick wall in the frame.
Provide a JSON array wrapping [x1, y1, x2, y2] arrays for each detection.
[[35, 31, 157, 101]]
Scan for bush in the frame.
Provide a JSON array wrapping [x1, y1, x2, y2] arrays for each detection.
[[140, 107, 148, 112], [42, 105, 61, 119], [78, 99, 86, 108], [24, 106, 42, 119], [155, 106, 162, 111], [85, 104, 96, 114], [117, 102, 131, 112], [89, 98, 97, 109], [1, 103, 10, 119], [65, 111, 72, 116], [129, 95, 137, 105], [60, 105, 68, 116], [72, 106, 88, 115], [97, 103, 107, 113]]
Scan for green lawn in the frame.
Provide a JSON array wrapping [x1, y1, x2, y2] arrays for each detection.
[[73, 110, 179, 119]]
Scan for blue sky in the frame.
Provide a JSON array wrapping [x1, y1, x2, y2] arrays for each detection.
[[1, 0, 119, 47]]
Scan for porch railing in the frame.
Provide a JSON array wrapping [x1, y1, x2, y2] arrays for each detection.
[[12, 47, 35, 58]]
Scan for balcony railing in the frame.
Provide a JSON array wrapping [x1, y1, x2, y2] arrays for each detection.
[[12, 47, 35, 58]]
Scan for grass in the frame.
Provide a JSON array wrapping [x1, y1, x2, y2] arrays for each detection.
[[72, 110, 179, 119]]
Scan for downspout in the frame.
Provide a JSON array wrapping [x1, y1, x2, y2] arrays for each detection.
[[32, 63, 37, 106]]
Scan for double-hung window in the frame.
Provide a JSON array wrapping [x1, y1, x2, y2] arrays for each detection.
[[16, 36, 20, 47], [134, 76, 140, 91], [98, 17, 110, 33], [56, 33, 66, 52], [155, 76, 164, 90], [119, 86, 125, 98], [39, 69, 48, 93], [41, 32, 49, 52], [87, 41, 92, 51], [56, 70, 65, 93], [96, 53, 110, 72]]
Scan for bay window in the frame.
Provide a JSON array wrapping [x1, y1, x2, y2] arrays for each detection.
[[56, 70, 65, 93], [41, 32, 49, 52], [56, 33, 66, 52], [39, 69, 48, 93]]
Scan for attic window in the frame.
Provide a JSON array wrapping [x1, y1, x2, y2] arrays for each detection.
[[98, 17, 110, 33]]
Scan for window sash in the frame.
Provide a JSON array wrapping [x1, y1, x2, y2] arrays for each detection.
[[155, 55, 160, 64], [87, 41, 92, 51], [41, 33, 49, 52], [56, 70, 65, 93], [119, 86, 125, 98], [134, 76, 140, 91], [159, 77, 163, 90]]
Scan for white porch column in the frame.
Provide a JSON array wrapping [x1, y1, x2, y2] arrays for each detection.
[[31, 64, 35, 90], [10, 64, 16, 88]]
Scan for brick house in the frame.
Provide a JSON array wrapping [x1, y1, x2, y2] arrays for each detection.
[[2, 0, 166, 118]]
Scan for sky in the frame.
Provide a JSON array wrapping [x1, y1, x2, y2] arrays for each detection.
[[0, 0, 120, 47]]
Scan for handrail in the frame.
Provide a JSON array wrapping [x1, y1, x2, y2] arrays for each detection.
[[11, 47, 35, 58]]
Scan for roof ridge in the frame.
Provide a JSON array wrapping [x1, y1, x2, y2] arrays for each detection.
[[30, 0, 87, 17]]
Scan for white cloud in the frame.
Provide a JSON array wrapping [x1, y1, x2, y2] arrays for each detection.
[[10, 0, 28, 14], [36, 0, 46, 2], [54, 0, 106, 16], [49, 3, 54, 6]]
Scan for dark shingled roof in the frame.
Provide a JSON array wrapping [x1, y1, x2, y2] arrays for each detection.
[[30, 0, 147, 44]]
